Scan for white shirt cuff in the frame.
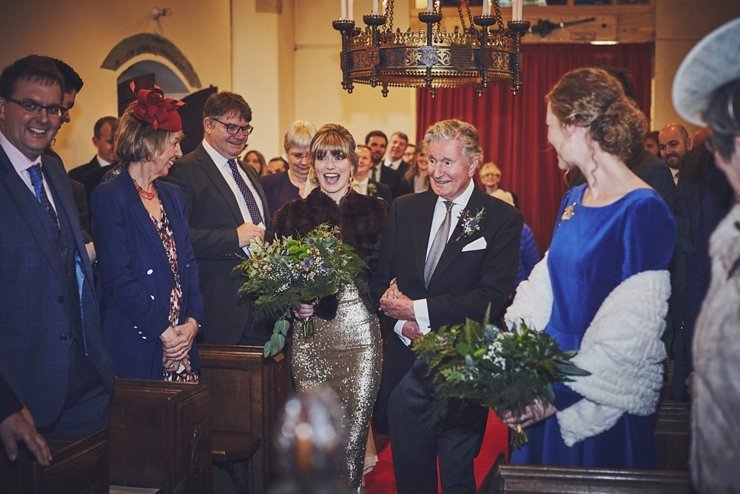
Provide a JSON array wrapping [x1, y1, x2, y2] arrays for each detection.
[[414, 298, 431, 336], [394, 320, 412, 346]]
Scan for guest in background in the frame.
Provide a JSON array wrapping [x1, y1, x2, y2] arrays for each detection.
[[270, 124, 388, 492], [644, 130, 660, 157], [243, 149, 266, 176], [402, 142, 416, 164], [68, 116, 119, 199], [352, 144, 392, 203], [384, 131, 410, 177], [266, 156, 288, 175], [503, 67, 676, 469], [397, 141, 430, 196], [91, 86, 203, 381], [262, 120, 316, 215], [672, 17, 740, 492], [366, 130, 401, 198], [659, 123, 692, 184], [480, 161, 516, 206], [167, 91, 269, 345]]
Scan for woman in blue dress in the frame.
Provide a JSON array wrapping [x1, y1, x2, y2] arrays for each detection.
[[502, 67, 676, 468]]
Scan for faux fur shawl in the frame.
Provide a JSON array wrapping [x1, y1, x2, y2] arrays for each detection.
[[506, 255, 670, 446], [270, 188, 389, 264]]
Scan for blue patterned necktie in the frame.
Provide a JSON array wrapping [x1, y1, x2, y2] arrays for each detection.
[[227, 159, 264, 225], [424, 200, 454, 288], [28, 164, 59, 227]]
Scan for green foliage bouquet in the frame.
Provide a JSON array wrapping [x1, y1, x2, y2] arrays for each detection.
[[236, 224, 365, 358], [413, 310, 589, 447]]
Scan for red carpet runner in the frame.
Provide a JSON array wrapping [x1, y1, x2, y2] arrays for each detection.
[[365, 411, 509, 493]]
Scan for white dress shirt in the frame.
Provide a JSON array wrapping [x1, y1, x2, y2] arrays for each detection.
[[202, 139, 265, 228], [394, 179, 476, 346]]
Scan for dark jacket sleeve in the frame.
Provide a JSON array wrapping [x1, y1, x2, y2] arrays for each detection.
[[0, 373, 23, 423]]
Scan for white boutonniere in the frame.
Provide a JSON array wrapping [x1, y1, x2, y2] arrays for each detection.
[[455, 207, 485, 241]]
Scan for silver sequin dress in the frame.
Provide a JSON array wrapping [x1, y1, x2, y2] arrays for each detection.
[[291, 283, 382, 492]]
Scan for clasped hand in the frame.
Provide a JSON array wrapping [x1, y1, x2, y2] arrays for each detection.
[[498, 400, 557, 430], [379, 282, 415, 321], [160, 318, 198, 372]]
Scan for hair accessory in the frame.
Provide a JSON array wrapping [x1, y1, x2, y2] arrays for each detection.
[[130, 81, 185, 132]]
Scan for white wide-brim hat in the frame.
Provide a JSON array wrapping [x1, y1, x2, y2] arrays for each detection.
[[672, 17, 740, 126]]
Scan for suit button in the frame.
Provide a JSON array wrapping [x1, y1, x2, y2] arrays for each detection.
[[59, 334, 68, 341], [57, 295, 65, 303], [147, 269, 154, 275]]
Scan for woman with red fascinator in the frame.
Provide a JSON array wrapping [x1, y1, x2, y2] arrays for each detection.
[[90, 86, 204, 381]]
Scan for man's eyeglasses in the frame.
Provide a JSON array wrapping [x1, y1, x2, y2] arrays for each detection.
[[211, 118, 253, 135], [6, 98, 66, 119]]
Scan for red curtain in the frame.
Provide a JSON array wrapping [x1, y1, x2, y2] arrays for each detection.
[[416, 43, 654, 253]]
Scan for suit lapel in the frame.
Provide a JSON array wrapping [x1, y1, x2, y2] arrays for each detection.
[[428, 188, 486, 287], [0, 148, 65, 279], [196, 145, 245, 224]]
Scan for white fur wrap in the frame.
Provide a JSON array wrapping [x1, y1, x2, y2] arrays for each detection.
[[505, 255, 670, 446]]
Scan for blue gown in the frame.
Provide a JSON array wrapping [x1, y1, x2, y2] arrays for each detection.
[[511, 184, 676, 468]]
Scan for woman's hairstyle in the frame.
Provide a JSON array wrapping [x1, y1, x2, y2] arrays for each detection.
[[116, 103, 182, 163], [480, 162, 502, 176], [703, 79, 740, 160], [244, 149, 266, 174], [547, 67, 647, 163], [405, 142, 431, 186], [424, 119, 483, 168], [309, 123, 358, 174], [284, 120, 317, 152]]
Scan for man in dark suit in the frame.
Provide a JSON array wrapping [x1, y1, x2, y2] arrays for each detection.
[[168, 91, 271, 345], [68, 116, 119, 199], [371, 119, 522, 493], [0, 55, 113, 438], [366, 129, 401, 197], [384, 130, 411, 178]]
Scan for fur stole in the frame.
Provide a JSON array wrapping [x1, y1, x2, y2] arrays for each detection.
[[270, 188, 389, 261]]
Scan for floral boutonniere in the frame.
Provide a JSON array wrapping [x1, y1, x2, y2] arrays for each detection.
[[367, 180, 379, 197], [455, 207, 485, 241]]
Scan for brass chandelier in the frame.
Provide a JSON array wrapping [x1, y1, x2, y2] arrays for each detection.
[[332, 1, 530, 98]]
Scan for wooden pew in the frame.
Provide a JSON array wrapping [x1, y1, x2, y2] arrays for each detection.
[[0, 429, 108, 494], [655, 399, 690, 471], [108, 379, 212, 493], [198, 344, 290, 494], [481, 463, 693, 494]]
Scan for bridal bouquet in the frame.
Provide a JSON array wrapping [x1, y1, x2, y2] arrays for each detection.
[[237, 224, 365, 358], [413, 310, 589, 447]]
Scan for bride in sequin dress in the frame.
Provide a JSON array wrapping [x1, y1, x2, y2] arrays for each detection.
[[269, 123, 389, 492]]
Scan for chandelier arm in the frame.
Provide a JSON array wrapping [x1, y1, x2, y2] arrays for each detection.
[[464, 0, 476, 33], [387, 0, 394, 31], [493, 0, 506, 31], [457, 1, 468, 33]]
